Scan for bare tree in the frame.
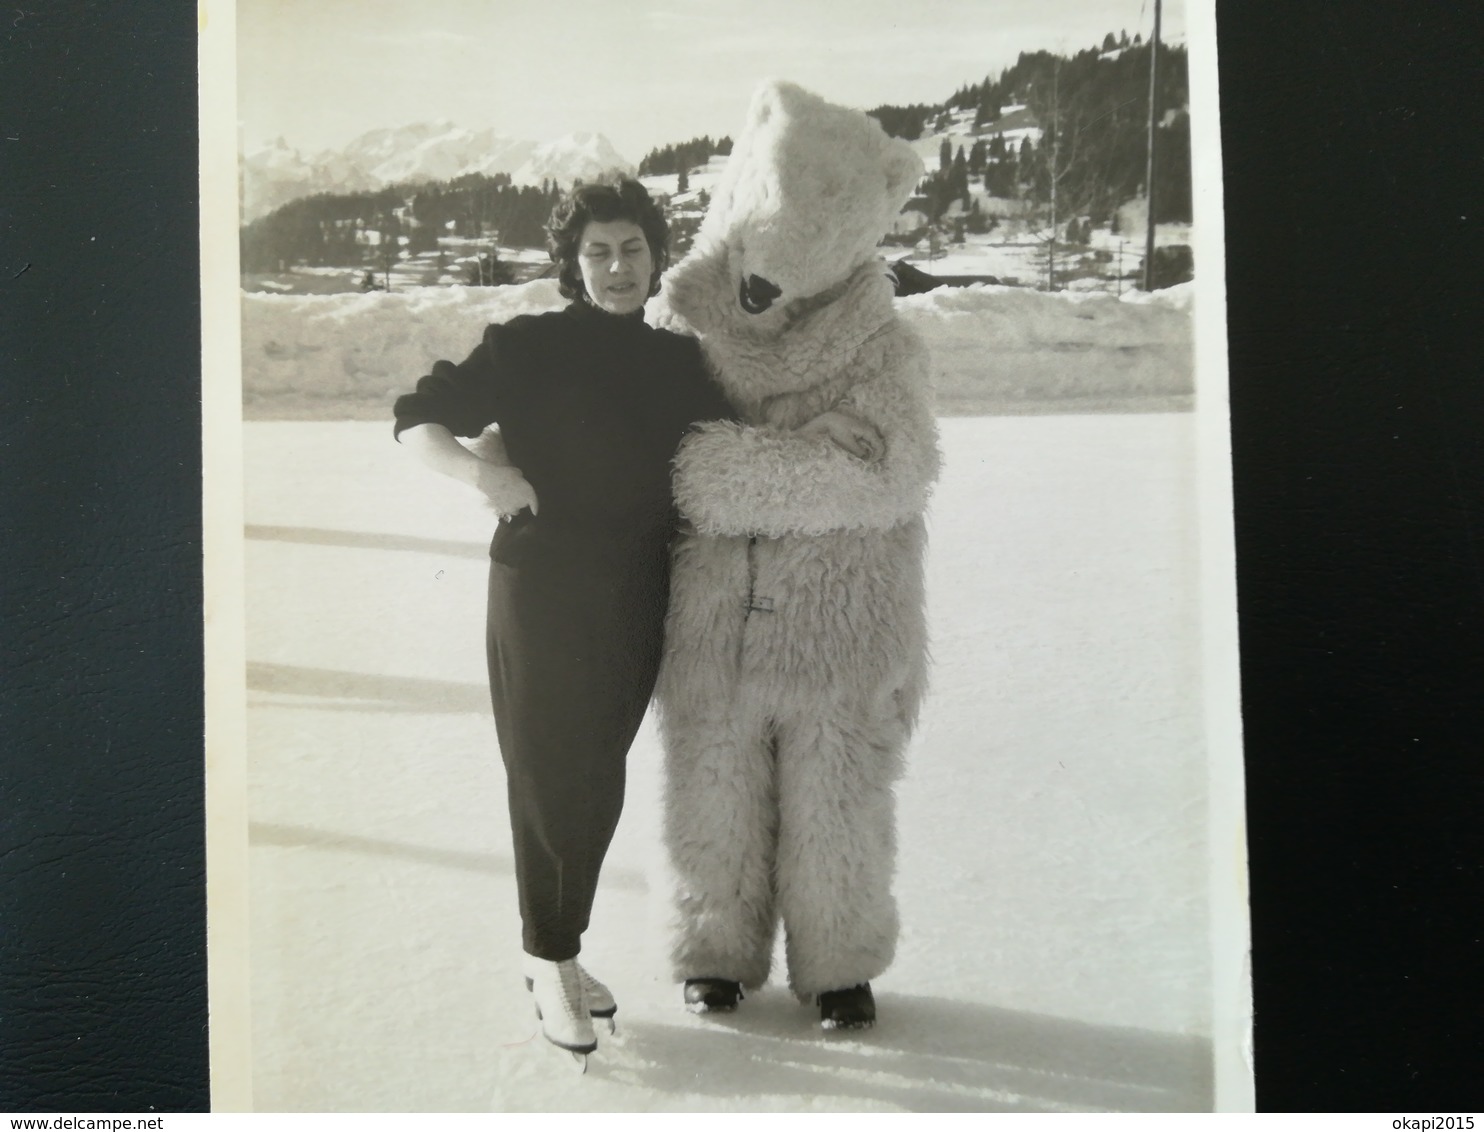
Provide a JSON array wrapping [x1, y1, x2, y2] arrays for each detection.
[[1025, 59, 1114, 290]]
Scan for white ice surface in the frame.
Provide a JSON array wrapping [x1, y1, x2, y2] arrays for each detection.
[[244, 410, 1214, 1112]]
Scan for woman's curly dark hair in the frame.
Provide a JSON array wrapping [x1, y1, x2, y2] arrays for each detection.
[[545, 178, 670, 302]]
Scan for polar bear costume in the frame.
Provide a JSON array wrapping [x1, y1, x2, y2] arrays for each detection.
[[654, 81, 941, 1000]]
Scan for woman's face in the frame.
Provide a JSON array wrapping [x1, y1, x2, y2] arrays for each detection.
[[576, 219, 654, 315]]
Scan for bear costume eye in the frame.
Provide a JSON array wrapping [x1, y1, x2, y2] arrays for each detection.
[[739, 273, 783, 314]]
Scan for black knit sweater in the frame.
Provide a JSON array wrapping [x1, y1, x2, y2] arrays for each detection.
[[393, 300, 733, 560]]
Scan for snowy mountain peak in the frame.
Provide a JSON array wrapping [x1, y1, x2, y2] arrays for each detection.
[[512, 132, 633, 186], [241, 123, 634, 221]]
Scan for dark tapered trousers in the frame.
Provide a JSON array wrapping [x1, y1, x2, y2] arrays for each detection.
[[485, 537, 669, 960]]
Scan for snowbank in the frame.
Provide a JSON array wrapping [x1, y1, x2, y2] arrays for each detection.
[[240, 280, 566, 416], [897, 282, 1194, 413], [240, 278, 1193, 418]]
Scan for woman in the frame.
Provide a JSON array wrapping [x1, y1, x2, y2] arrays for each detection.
[[393, 178, 874, 1063]]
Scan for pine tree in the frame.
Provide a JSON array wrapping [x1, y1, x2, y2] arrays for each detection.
[[867, 105, 931, 141], [951, 148, 970, 205], [969, 138, 987, 176], [677, 165, 689, 193], [966, 197, 991, 235], [923, 174, 943, 222], [939, 138, 952, 171]]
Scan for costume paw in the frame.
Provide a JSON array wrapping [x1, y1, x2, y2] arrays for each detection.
[[798, 408, 885, 463]]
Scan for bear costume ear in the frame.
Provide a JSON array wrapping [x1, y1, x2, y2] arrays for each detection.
[[883, 141, 925, 211], [755, 78, 804, 121]]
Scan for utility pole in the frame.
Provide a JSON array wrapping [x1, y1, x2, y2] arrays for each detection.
[[1049, 58, 1059, 292], [1142, 0, 1163, 290]]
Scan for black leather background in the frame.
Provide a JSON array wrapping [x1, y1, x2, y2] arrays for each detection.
[[1220, 1, 1484, 1110], [1, 2, 209, 1113], [1, 0, 1479, 1113]]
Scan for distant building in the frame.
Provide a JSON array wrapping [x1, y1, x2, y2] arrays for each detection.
[[893, 206, 929, 234], [978, 196, 1033, 219]]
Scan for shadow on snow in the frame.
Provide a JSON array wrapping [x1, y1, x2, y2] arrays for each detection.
[[589, 987, 1212, 1112]]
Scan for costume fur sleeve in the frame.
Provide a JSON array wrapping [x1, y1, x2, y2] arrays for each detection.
[[672, 324, 940, 537]]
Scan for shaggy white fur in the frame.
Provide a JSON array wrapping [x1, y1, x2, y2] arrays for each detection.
[[656, 80, 941, 999]]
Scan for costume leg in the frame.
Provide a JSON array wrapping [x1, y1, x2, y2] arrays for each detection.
[[773, 693, 909, 997], [660, 698, 778, 989]]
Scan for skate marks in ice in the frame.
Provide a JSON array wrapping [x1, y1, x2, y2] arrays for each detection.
[[249, 820, 649, 893], [577, 988, 1213, 1113], [247, 661, 490, 715], [246, 523, 489, 560]]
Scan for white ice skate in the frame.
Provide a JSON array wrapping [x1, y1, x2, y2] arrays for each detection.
[[524, 961, 617, 1032], [522, 956, 598, 1071]]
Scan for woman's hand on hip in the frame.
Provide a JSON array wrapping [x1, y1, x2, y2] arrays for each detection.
[[475, 462, 539, 517], [399, 422, 536, 516]]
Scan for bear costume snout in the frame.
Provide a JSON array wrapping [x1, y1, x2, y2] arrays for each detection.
[[683, 79, 925, 318]]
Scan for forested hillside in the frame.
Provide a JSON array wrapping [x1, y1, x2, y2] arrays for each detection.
[[873, 36, 1191, 227], [638, 135, 733, 177], [240, 176, 562, 273]]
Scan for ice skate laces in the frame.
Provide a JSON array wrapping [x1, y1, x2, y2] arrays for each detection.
[[553, 959, 585, 1018]]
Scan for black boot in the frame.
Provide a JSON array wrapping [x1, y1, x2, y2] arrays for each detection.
[[683, 977, 744, 1013], [818, 983, 875, 1030]]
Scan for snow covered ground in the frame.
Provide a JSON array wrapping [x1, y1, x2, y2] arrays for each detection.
[[244, 405, 1218, 1111]]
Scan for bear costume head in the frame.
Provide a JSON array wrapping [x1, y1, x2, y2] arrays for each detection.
[[660, 81, 924, 368]]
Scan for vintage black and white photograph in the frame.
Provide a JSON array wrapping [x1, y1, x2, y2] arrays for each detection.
[[204, 0, 1249, 1111]]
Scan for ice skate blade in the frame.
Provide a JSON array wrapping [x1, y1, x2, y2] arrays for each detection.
[[817, 983, 876, 1031], [683, 978, 744, 1013], [531, 1007, 599, 1055], [539, 1028, 598, 1056], [685, 1001, 737, 1015], [569, 1051, 588, 1073]]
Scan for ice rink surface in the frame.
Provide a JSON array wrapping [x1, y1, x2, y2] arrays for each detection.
[[243, 411, 1217, 1111]]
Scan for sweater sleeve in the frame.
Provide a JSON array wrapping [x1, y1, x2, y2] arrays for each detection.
[[681, 347, 737, 428], [391, 321, 514, 441]]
